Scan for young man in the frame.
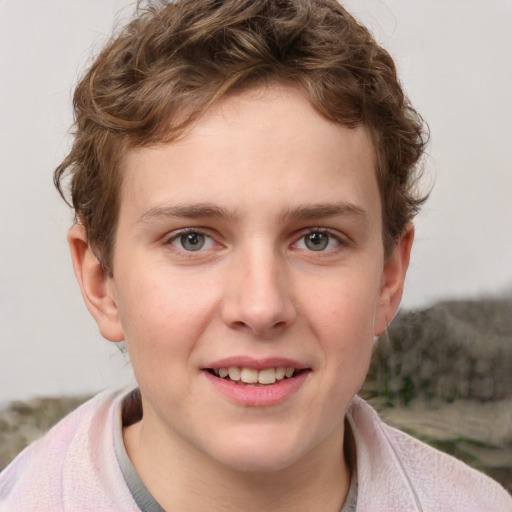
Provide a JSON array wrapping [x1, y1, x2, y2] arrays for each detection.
[[1, 0, 511, 510]]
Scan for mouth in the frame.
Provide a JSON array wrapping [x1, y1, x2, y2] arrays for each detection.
[[206, 366, 307, 386]]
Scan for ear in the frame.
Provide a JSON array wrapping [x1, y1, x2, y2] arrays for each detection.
[[374, 224, 414, 336], [67, 225, 124, 342]]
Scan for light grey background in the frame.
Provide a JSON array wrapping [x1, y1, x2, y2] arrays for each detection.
[[1, 0, 511, 403]]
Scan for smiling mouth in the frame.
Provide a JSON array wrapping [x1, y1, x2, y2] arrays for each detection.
[[206, 366, 307, 386]]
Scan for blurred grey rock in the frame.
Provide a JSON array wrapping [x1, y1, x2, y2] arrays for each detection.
[[363, 295, 512, 492], [366, 296, 512, 404]]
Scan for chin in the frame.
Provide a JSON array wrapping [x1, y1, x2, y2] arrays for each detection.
[[206, 430, 310, 474], [219, 450, 302, 474]]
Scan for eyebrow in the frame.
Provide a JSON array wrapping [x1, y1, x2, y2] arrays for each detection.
[[285, 203, 369, 223], [138, 203, 238, 223], [138, 201, 370, 224]]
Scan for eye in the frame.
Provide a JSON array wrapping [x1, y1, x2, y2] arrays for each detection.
[[169, 230, 215, 252], [294, 230, 341, 252]]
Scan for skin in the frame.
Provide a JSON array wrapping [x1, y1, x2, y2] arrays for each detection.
[[69, 86, 413, 511]]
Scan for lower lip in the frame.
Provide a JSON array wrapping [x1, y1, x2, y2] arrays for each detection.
[[203, 370, 310, 407]]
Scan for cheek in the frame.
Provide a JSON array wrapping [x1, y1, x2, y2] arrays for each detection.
[[299, 270, 381, 360], [307, 271, 381, 327], [114, 267, 218, 352]]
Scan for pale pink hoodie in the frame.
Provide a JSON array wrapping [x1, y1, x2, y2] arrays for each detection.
[[1, 388, 510, 511]]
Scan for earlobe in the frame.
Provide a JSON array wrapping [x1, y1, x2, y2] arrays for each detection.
[[67, 225, 125, 342], [374, 224, 414, 336]]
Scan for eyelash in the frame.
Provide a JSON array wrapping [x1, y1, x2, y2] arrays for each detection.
[[164, 226, 346, 256], [293, 227, 345, 252], [164, 228, 217, 255]]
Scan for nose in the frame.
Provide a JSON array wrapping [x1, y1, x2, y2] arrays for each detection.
[[220, 245, 297, 337]]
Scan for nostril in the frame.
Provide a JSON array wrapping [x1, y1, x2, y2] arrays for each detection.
[[230, 320, 249, 331], [220, 269, 297, 335], [227, 319, 287, 338], [270, 320, 287, 332]]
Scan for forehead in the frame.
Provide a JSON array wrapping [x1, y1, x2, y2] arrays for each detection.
[[118, 86, 380, 227]]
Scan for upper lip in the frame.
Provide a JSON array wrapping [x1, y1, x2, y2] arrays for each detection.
[[203, 356, 309, 371]]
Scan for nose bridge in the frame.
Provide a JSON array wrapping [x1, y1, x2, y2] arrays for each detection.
[[221, 237, 295, 335]]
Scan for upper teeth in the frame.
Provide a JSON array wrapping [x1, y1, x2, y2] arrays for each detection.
[[214, 366, 296, 384]]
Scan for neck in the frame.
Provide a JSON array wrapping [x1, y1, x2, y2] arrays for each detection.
[[124, 415, 352, 512]]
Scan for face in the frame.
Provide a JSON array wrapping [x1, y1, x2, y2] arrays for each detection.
[[73, 86, 410, 474]]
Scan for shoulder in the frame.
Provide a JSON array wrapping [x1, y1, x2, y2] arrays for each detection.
[[347, 397, 512, 512], [0, 387, 139, 511]]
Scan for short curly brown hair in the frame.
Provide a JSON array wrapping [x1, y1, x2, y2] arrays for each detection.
[[55, 0, 428, 274]]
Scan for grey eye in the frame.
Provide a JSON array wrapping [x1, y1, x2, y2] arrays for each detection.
[[304, 232, 329, 251], [180, 232, 206, 251]]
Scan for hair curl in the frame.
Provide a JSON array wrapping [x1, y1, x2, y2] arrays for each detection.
[[55, 0, 428, 274]]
